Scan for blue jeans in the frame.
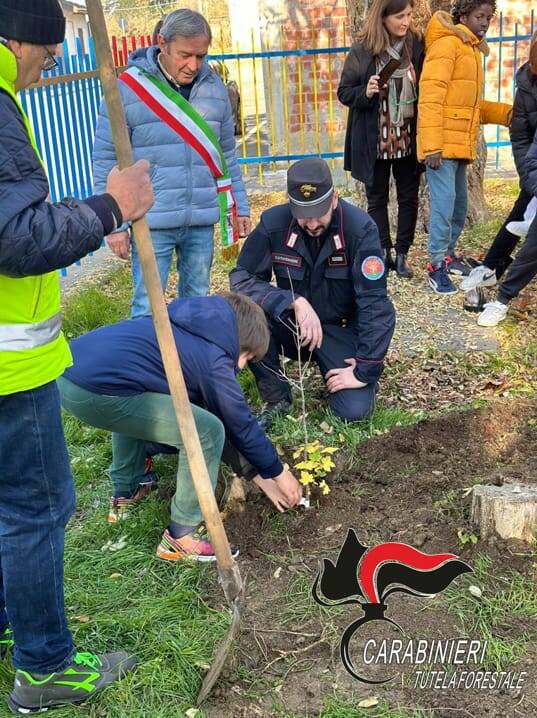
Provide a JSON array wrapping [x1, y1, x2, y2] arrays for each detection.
[[426, 160, 468, 266], [131, 225, 215, 318], [0, 382, 75, 673]]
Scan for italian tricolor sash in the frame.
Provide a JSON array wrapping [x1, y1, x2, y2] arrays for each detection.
[[119, 66, 238, 248]]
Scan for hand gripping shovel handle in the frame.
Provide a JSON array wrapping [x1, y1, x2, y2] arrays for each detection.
[[86, 1, 243, 599]]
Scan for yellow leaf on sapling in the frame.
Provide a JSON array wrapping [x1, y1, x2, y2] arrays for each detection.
[[299, 471, 315, 485], [321, 457, 335, 472], [295, 460, 316, 470]]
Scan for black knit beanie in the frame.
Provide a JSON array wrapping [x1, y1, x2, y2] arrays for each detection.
[[0, 0, 66, 45]]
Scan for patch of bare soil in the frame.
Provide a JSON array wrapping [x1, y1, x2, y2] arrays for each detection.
[[205, 398, 537, 718]]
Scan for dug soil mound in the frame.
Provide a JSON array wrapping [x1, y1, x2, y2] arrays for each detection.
[[206, 398, 537, 718]]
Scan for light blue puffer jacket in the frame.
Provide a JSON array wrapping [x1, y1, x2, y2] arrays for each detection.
[[92, 46, 249, 229]]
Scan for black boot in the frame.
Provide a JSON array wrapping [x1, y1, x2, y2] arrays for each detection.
[[395, 251, 413, 279], [257, 398, 292, 431], [381, 247, 395, 271]]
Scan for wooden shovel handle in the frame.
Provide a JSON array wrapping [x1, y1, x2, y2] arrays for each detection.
[[86, 0, 238, 577]]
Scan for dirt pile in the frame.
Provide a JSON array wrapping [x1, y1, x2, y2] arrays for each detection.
[[206, 398, 537, 717]]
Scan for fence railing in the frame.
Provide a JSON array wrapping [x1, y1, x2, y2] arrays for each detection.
[[17, 13, 536, 272]]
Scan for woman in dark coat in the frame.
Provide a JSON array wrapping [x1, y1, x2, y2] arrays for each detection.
[[338, 0, 424, 278]]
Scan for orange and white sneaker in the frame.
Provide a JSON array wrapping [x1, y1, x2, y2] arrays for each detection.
[[107, 469, 159, 523], [156, 523, 239, 563]]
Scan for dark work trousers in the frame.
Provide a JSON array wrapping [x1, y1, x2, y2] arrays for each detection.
[[484, 187, 534, 279], [249, 314, 377, 422], [497, 215, 537, 303], [365, 155, 421, 254]]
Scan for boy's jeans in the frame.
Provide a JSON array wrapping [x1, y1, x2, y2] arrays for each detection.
[[58, 378, 225, 527], [131, 225, 215, 319], [426, 159, 468, 266], [0, 382, 75, 673]]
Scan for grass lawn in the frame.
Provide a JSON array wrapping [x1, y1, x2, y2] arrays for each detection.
[[1, 178, 535, 717]]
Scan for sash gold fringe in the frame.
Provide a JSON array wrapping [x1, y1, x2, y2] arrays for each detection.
[[221, 243, 240, 262]]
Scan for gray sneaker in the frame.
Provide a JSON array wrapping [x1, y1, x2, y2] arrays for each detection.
[[8, 650, 137, 714], [460, 264, 497, 291]]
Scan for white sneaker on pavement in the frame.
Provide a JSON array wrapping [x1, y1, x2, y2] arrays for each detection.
[[506, 220, 531, 238], [477, 300, 509, 327], [460, 264, 497, 292]]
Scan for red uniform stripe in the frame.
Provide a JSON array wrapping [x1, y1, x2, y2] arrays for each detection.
[[119, 72, 223, 178]]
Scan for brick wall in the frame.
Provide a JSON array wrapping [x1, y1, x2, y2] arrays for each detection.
[[280, 0, 350, 140]]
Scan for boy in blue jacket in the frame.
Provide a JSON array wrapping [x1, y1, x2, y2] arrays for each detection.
[[58, 293, 302, 562]]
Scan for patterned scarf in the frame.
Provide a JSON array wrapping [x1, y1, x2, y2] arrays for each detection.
[[377, 35, 417, 128]]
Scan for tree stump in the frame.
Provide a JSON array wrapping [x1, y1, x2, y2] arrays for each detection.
[[471, 484, 537, 542]]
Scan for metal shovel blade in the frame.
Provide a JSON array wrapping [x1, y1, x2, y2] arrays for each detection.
[[196, 585, 245, 705]]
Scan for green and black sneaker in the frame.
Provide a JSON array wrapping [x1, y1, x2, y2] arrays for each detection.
[[0, 627, 14, 658], [8, 650, 138, 714]]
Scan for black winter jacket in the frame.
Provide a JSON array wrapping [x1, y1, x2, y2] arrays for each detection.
[[510, 62, 537, 187], [229, 199, 395, 385], [0, 90, 115, 278], [337, 34, 424, 187]]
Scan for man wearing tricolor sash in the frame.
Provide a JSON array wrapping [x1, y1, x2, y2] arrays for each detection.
[[93, 8, 250, 319]]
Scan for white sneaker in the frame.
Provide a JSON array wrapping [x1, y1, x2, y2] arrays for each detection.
[[460, 264, 497, 291], [477, 300, 508, 327], [506, 220, 531, 238]]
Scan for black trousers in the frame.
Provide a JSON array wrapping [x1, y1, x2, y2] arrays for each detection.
[[498, 215, 537, 303], [484, 187, 534, 278], [249, 314, 377, 422], [365, 155, 421, 254]]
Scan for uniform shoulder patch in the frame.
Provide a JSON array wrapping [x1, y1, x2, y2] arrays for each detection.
[[361, 255, 385, 280]]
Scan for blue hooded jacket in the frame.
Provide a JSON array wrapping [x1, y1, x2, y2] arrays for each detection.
[[92, 46, 249, 230], [63, 296, 282, 478]]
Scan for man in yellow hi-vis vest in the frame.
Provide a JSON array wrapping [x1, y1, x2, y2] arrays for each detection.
[[0, 1, 154, 712]]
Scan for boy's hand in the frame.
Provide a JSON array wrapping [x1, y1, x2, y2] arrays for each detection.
[[253, 475, 290, 512], [424, 152, 443, 170], [273, 468, 303, 507]]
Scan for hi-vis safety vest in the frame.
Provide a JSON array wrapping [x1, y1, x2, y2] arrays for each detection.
[[0, 45, 72, 395]]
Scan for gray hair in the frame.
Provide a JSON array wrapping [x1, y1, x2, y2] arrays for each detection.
[[160, 8, 212, 43]]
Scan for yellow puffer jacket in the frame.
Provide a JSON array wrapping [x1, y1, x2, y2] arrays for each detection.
[[417, 11, 512, 161]]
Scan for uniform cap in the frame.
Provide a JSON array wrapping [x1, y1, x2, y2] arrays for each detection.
[[287, 158, 334, 219]]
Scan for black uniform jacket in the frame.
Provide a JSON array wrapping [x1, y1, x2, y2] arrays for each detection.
[[229, 199, 396, 385]]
